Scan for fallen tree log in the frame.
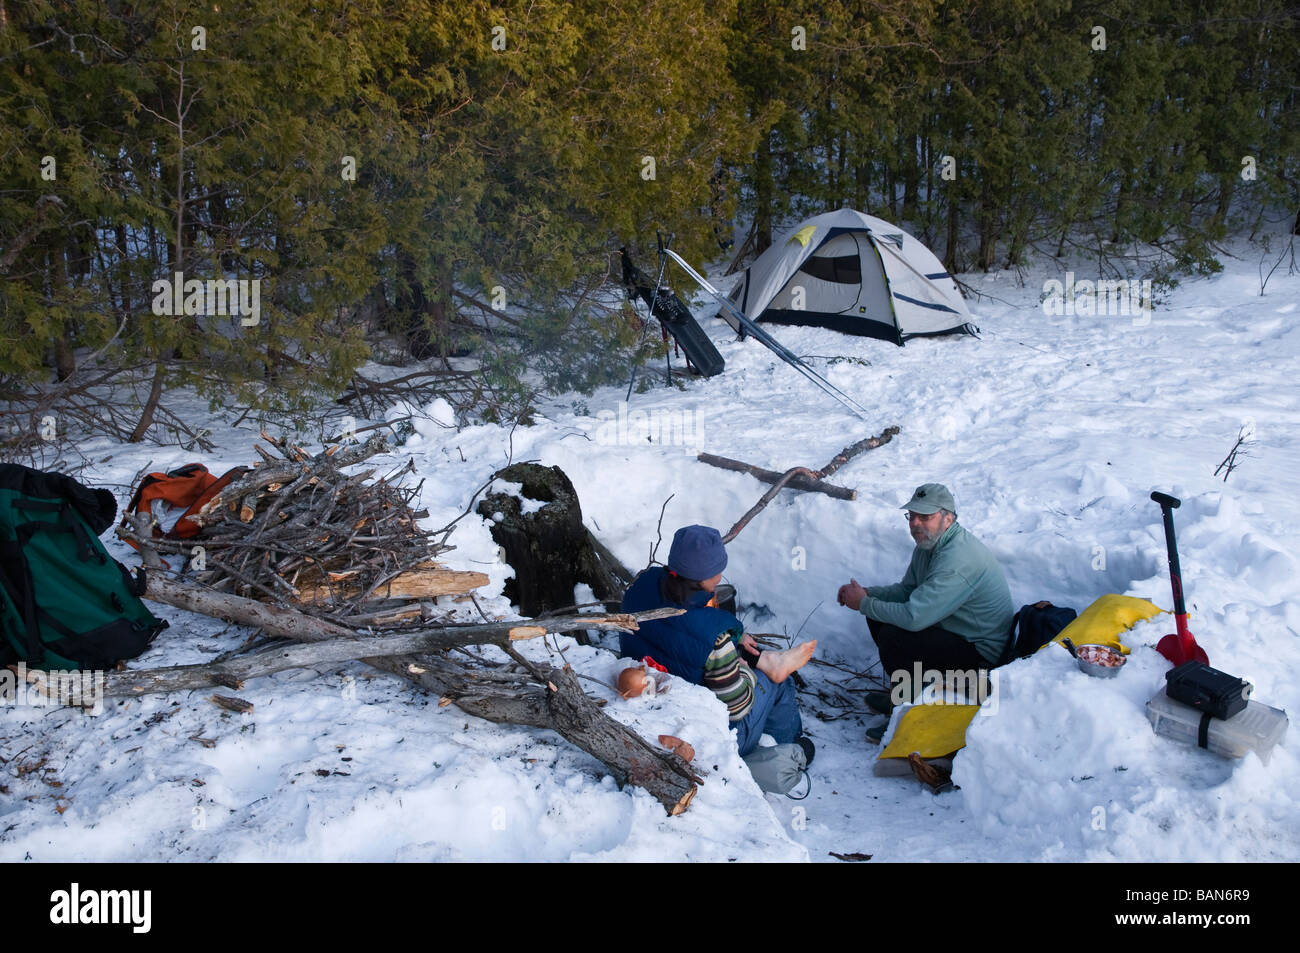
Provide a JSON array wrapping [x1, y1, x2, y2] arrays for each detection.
[[140, 574, 699, 814], [380, 653, 701, 815], [105, 604, 684, 696]]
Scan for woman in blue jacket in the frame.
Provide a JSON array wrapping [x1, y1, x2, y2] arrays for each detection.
[[620, 524, 815, 759]]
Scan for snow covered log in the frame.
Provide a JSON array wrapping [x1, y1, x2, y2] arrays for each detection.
[[386, 655, 700, 815]]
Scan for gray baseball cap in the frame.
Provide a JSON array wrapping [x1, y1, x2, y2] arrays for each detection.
[[901, 483, 956, 515]]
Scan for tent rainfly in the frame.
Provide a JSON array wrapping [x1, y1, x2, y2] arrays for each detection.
[[725, 209, 978, 345]]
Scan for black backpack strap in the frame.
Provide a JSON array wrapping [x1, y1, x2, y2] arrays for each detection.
[[119, 563, 147, 597], [0, 535, 44, 666], [995, 608, 1024, 667], [67, 513, 106, 564]]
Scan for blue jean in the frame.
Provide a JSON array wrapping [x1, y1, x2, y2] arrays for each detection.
[[732, 671, 802, 756]]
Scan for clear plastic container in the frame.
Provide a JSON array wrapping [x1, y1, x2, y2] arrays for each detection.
[[1146, 687, 1288, 764]]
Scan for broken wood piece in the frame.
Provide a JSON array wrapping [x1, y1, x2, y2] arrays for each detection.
[[507, 626, 546, 640], [657, 735, 695, 762], [338, 605, 424, 628], [297, 566, 489, 605], [365, 567, 489, 601], [908, 751, 954, 792], [210, 694, 253, 714]]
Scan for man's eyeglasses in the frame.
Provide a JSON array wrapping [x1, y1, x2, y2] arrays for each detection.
[[906, 511, 944, 523]]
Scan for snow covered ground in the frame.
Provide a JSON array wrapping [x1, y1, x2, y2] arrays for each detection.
[[2, 236, 1297, 862]]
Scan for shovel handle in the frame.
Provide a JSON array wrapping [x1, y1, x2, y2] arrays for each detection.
[[1150, 491, 1187, 620]]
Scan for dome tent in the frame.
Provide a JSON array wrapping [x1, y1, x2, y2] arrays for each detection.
[[725, 209, 977, 345]]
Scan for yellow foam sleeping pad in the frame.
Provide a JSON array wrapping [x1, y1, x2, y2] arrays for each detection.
[[880, 704, 981, 760], [1049, 593, 1164, 655], [877, 594, 1165, 762]]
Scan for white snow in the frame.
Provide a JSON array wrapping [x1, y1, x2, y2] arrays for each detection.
[[2, 236, 1297, 862]]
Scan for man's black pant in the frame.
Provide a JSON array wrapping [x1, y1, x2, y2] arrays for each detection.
[[865, 616, 992, 696]]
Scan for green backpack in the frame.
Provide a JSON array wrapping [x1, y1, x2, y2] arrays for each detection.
[[0, 464, 167, 671]]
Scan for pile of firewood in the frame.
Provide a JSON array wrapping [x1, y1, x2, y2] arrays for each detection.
[[120, 431, 487, 624]]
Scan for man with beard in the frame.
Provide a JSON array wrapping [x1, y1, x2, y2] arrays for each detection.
[[836, 484, 1013, 741]]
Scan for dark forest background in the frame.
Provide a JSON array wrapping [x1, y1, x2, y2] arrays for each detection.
[[2, 0, 1296, 452]]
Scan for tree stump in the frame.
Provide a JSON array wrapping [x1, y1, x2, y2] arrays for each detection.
[[477, 463, 632, 618]]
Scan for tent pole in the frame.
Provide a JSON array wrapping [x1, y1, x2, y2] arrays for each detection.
[[660, 247, 874, 422]]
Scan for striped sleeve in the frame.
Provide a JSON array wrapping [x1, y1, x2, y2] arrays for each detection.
[[702, 632, 755, 721]]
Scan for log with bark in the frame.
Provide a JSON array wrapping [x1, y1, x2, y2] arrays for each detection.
[[105, 589, 682, 697], [137, 573, 700, 814]]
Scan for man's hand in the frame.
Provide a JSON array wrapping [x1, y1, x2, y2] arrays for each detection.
[[837, 578, 868, 612], [739, 633, 760, 654]]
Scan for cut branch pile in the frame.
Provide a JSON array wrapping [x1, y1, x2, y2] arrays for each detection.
[[118, 431, 486, 618]]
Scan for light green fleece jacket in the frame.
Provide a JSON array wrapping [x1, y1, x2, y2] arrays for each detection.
[[859, 521, 1014, 663]]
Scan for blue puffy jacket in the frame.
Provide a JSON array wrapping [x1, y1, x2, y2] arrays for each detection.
[[619, 567, 742, 684]]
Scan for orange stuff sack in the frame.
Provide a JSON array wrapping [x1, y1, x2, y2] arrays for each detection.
[[123, 463, 250, 546]]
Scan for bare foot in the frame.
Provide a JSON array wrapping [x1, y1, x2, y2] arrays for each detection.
[[757, 640, 817, 683]]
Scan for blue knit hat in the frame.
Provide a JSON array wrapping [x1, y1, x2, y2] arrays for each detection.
[[667, 525, 727, 581]]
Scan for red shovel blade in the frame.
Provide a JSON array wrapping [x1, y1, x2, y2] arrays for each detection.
[[1156, 630, 1209, 666]]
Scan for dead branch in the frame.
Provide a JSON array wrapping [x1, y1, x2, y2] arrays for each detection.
[[209, 694, 253, 714], [698, 454, 856, 500], [815, 427, 901, 479], [1213, 425, 1250, 482]]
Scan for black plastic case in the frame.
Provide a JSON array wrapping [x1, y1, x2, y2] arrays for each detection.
[[1165, 661, 1251, 720]]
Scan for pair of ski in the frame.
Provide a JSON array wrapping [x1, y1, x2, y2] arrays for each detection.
[[622, 238, 872, 422]]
